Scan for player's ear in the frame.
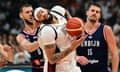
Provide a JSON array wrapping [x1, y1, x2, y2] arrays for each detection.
[[19, 13, 23, 19], [86, 10, 88, 16]]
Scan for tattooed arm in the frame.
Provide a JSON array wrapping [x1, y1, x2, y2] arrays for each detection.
[[44, 43, 72, 64], [38, 25, 87, 64], [43, 35, 86, 64]]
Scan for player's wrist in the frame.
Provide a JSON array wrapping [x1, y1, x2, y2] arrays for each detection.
[[70, 44, 77, 51]]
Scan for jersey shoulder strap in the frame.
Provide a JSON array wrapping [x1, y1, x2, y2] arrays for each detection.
[[39, 24, 58, 40]]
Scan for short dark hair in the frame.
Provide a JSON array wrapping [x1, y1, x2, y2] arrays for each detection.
[[19, 4, 32, 13], [87, 2, 101, 10]]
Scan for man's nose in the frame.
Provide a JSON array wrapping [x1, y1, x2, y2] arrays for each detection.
[[29, 12, 33, 16]]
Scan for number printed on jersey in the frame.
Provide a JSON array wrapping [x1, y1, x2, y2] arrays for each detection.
[[88, 48, 93, 56], [37, 49, 41, 55]]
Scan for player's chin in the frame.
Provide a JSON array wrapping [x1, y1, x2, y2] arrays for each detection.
[[28, 17, 34, 21], [91, 17, 97, 20], [30, 18, 34, 21], [90, 18, 97, 22], [28, 20, 34, 23]]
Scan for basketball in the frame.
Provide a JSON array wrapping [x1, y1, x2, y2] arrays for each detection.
[[66, 17, 84, 37]]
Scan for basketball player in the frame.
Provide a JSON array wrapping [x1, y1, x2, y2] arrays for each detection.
[[0, 44, 14, 68], [76, 2, 119, 72], [34, 6, 87, 72], [16, 4, 44, 72]]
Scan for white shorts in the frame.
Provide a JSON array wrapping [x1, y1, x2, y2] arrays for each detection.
[[56, 61, 81, 72]]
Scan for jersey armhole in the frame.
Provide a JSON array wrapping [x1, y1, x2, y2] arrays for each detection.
[[17, 33, 25, 41], [18, 33, 25, 37], [39, 24, 58, 40], [103, 25, 107, 41]]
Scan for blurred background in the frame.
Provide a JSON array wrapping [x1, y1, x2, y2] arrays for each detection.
[[0, 0, 119, 72]]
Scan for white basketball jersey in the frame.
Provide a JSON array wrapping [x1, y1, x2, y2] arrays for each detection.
[[38, 11, 81, 72], [51, 12, 81, 72], [55, 25, 81, 72], [38, 24, 56, 72]]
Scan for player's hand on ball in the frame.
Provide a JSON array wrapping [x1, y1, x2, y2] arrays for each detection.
[[66, 17, 84, 37], [71, 34, 87, 50]]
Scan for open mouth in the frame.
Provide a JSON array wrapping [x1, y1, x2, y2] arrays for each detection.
[[91, 14, 97, 17], [29, 17, 33, 20]]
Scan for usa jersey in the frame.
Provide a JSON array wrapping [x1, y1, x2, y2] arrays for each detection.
[[77, 24, 109, 72], [20, 27, 44, 72], [50, 10, 81, 72]]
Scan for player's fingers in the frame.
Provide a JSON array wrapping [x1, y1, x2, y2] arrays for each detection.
[[73, 36, 77, 39], [77, 34, 87, 43], [78, 57, 89, 65]]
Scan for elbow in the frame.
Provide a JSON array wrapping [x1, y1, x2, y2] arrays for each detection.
[[48, 58, 56, 64], [48, 61, 56, 64], [111, 52, 119, 60], [22, 46, 33, 53], [26, 49, 33, 53], [112, 51, 119, 57]]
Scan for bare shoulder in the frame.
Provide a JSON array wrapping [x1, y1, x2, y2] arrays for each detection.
[[104, 25, 116, 42], [104, 25, 113, 32], [16, 34, 25, 43]]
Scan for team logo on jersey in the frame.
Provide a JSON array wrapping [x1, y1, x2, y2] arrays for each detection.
[[26, 35, 30, 41], [26, 35, 29, 38], [33, 36, 38, 39]]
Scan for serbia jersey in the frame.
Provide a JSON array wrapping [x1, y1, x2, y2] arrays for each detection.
[[19, 27, 44, 72], [76, 24, 109, 72]]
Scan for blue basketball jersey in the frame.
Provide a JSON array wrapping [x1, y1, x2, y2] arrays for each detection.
[[20, 27, 44, 72], [76, 24, 109, 72]]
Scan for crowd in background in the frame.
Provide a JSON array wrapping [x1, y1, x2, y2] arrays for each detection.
[[0, 0, 119, 67]]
